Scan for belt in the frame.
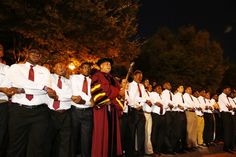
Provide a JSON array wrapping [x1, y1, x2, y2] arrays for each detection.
[[76, 107, 92, 111], [0, 100, 8, 104], [144, 111, 151, 114], [197, 115, 203, 117], [17, 103, 45, 109], [52, 109, 67, 113]]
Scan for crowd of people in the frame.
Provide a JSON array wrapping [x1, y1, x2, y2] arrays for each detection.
[[0, 44, 236, 157]]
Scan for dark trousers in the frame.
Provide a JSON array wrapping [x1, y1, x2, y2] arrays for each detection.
[[45, 109, 72, 157], [7, 103, 49, 157], [151, 113, 166, 153], [213, 111, 223, 142], [203, 113, 214, 145], [165, 111, 176, 152], [0, 101, 8, 157], [128, 109, 145, 156], [221, 112, 234, 150], [71, 106, 93, 157], [120, 112, 130, 154], [174, 112, 187, 151]]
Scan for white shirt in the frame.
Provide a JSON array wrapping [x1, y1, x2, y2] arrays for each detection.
[[173, 92, 186, 112], [151, 92, 166, 115], [218, 93, 232, 113], [128, 81, 150, 111], [0, 63, 9, 101], [194, 96, 204, 116], [229, 97, 236, 115], [162, 89, 175, 111], [70, 74, 92, 108], [204, 98, 213, 113], [47, 74, 72, 110], [123, 90, 130, 113], [183, 93, 196, 109], [5, 62, 51, 106]]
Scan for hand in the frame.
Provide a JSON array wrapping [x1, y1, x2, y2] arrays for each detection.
[[136, 106, 143, 111], [188, 107, 195, 112], [178, 105, 184, 110], [46, 87, 58, 99], [209, 106, 213, 111], [71, 96, 82, 104], [155, 102, 163, 107], [227, 105, 233, 111], [168, 103, 174, 109], [205, 106, 209, 110], [197, 107, 202, 111], [146, 100, 152, 107], [90, 98, 95, 107]]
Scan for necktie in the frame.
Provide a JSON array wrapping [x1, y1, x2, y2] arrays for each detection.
[[190, 95, 194, 101], [82, 76, 88, 95], [57, 76, 62, 89], [169, 91, 172, 101], [137, 83, 142, 97], [53, 76, 62, 110], [146, 89, 150, 96], [203, 98, 206, 104], [159, 94, 163, 115], [181, 94, 184, 103], [26, 65, 34, 101]]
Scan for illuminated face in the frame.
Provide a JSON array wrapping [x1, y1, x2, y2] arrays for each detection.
[[100, 61, 111, 73], [186, 87, 192, 95], [27, 51, 42, 65], [80, 64, 91, 76], [134, 73, 143, 83], [54, 63, 67, 76], [144, 79, 150, 88], [178, 85, 184, 93], [155, 86, 162, 94]]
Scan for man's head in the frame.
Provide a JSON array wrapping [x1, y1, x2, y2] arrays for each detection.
[[205, 92, 211, 99], [223, 86, 231, 96], [163, 82, 172, 90], [133, 70, 143, 83], [27, 49, 42, 65], [53, 62, 67, 76], [121, 79, 128, 90], [143, 79, 150, 88], [79, 62, 91, 76], [97, 58, 113, 74], [185, 86, 192, 95], [154, 85, 162, 94], [177, 85, 184, 94]]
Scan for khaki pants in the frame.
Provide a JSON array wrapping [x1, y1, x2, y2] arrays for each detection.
[[144, 112, 153, 154], [185, 111, 197, 148], [197, 116, 204, 145]]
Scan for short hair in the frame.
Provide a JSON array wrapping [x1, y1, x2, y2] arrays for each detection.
[[133, 70, 142, 76], [80, 62, 92, 68]]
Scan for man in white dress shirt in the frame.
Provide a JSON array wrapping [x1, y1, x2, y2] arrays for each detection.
[[0, 62, 13, 157], [5, 48, 56, 157], [128, 70, 148, 156], [161, 82, 176, 154], [173, 85, 187, 152], [71, 62, 93, 157], [183, 86, 198, 150], [46, 62, 72, 157], [218, 86, 235, 153], [150, 85, 166, 156]]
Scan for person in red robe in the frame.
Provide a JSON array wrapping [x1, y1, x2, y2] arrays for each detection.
[[91, 58, 124, 157]]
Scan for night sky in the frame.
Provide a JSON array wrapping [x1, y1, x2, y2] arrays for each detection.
[[138, 0, 236, 61]]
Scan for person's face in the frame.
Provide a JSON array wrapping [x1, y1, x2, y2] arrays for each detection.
[[100, 62, 111, 73], [225, 88, 231, 95], [80, 64, 91, 76], [177, 86, 184, 93], [185, 87, 192, 95], [148, 85, 152, 92], [121, 79, 128, 90], [155, 86, 162, 94], [205, 92, 211, 99], [133, 73, 143, 83], [54, 63, 67, 76], [0, 49, 4, 57], [27, 51, 41, 65], [144, 79, 150, 88], [164, 82, 172, 90]]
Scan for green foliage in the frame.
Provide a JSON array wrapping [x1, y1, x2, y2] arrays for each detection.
[[137, 26, 226, 93], [0, 0, 140, 65]]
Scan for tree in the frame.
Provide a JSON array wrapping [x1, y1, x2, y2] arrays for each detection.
[[136, 26, 226, 93], [0, 0, 140, 66]]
